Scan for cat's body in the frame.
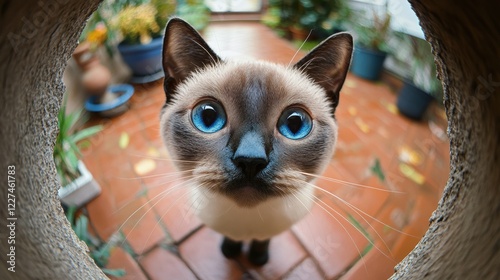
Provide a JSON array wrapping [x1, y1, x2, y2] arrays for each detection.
[[160, 18, 352, 265]]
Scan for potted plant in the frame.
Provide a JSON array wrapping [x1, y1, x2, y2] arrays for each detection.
[[113, 0, 176, 83], [54, 96, 103, 207], [396, 36, 442, 120], [350, 9, 392, 81], [266, 0, 348, 40], [175, 0, 211, 32], [66, 207, 125, 277]]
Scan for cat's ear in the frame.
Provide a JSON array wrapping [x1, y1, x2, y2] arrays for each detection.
[[294, 33, 353, 111], [162, 18, 221, 103]]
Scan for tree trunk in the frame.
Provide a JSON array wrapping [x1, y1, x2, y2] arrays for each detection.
[[0, 0, 105, 279], [391, 1, 500, 279], [0, 0, 498, 279]]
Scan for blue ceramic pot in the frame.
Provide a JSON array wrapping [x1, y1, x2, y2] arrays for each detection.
[[351, 45, 387, 81], [117, 37, 164, 84], [397, 80, 433, 120], [85, 84, 134, 117]]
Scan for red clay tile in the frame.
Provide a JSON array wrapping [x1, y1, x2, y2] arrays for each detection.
[[284, 258, 326, 280], [140, 246, 197, 280], [179, 227, 244, 280], [144, 172, 203, 242], [326, 175, 391, 226], [340, 241, 397, 280], [293, 198, 369, 279], [106, 247, 147, 280], [239, 231, 307, 280], [120, 197, 166, 255]]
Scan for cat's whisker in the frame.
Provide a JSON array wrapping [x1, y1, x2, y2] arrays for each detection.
[[298, 190, 369, 273], [116, 169, 194, 181], [287, 29, 313, 68], [139, 185, 196, 251], [298, 171, 405, 194], [305, 181, 417, 239], [290, 191, 312, 216], [127, 151, 200, 164], [112, 173, 196, 215], [257, 205, 264, 222], [300, 180, 396, 259], [113, 176, 200, 248]]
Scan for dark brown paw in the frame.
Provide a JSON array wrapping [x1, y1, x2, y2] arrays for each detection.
[[220, 237, 242, 259], [248, 239, 270, 266]]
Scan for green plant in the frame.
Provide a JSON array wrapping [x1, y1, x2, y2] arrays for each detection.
[[408, 36, 443, 98], [175, 0, 211, 31], [53, 97, 102, 187], [266, 0, 350, 38], [83, 0, 176, 46], [66, 207, 125, 277], [353, 9, 392, 52]]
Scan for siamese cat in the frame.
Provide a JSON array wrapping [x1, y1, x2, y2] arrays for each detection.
[[160, 18, 353, 265]]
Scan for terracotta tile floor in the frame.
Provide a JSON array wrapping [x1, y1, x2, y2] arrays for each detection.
[[81, 22, 450, 280]]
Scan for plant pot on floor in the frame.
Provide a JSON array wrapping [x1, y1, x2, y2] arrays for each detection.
[[117, 37, 164, 84], [351, 45, 387, 81], [396, 80, 434, 120], [58, 161, 101, 208]]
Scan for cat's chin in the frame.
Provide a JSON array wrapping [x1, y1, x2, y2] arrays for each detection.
[[221, 182, 278, 208]]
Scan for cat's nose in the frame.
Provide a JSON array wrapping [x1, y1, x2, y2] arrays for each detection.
[[232, 131, 269, 177], [233, 156, 268, 178]]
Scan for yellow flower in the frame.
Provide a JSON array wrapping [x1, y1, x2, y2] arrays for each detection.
[[113, 4, 160, 45]]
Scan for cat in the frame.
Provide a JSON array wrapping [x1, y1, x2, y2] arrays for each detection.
[[160, 18, 353, 266]]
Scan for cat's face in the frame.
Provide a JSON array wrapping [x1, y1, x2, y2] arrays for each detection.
[[160, 19, 353, 208]]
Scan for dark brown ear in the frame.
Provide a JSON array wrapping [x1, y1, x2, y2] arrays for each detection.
[[294, 33, 353, 112], [162, 18, 221, 103]]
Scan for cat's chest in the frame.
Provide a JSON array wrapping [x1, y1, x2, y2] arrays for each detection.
[[189, 184, 315, 241]]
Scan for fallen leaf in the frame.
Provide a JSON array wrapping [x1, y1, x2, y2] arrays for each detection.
[[355, 117, 370, 133], [345, 80, 357, 88], [134, 159, 156, 175], [119, 132, 129, 149], [147, 146, 159, 157], [348, 106, 357, 116], [399, 146, 423, 165], [399, 163, 425, 185], [385, 103, 398, 114]]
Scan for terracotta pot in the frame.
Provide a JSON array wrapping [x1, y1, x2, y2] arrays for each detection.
[[72, 42, 111, 96]]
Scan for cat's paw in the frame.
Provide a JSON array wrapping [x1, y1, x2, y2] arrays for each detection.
[[247, 250, 269, 266], [220, 237, 242, 259], [247, 239, 270, 266]]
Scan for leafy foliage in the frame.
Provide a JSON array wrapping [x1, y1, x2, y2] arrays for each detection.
[[66, 207, 125, 277], [352, 9, 392, 52], [53, 96, 102, 187], [265, 0, 351, 39], [175, 0, 211, 31]]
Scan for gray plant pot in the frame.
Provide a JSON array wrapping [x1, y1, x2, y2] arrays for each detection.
[[58, 161, 101, 208]]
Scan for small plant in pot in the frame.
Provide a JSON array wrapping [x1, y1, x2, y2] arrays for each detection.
[[54, 96, 103, 208], [266, 0, 348, 41], [396, 36, 442, 120], [351, 8, 392, 81], [113, 0, 177, 83]]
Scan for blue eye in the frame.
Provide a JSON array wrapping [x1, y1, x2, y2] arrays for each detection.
[[191, 101, 227, 133], [277, 108, 313, 140]]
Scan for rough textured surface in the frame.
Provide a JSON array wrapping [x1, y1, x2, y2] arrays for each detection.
[[0, 0, 105, 279], [391, 0, 500, 279], [0, 0, 498, 279]]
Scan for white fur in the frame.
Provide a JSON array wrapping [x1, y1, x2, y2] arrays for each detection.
[[189, 183, 316, 241]]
